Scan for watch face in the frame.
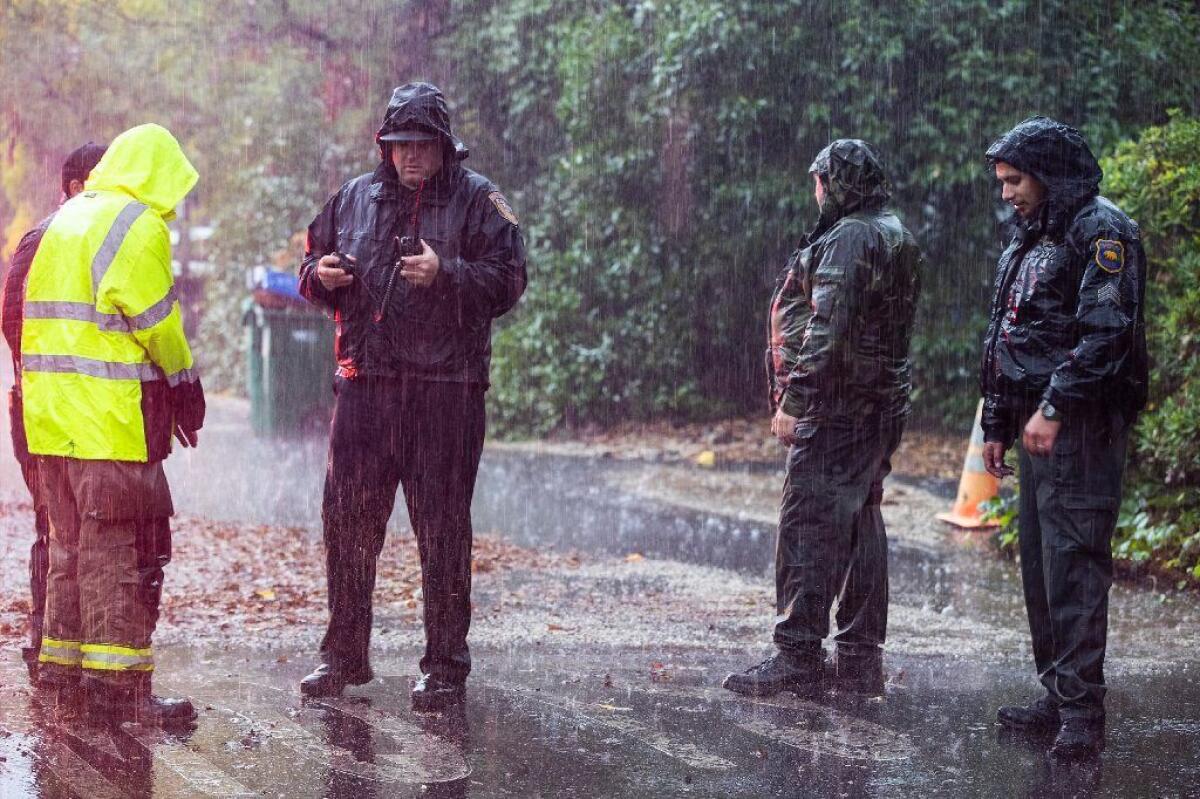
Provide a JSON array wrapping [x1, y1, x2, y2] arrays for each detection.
[[1042, 403, 1058, 420]]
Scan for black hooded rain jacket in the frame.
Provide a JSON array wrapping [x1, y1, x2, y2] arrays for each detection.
[[768, 139, 922, 421], [980, 116, 1148, 444], [298, 83, 527, 385]]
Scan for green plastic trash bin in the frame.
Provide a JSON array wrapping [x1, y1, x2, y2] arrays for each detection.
[[243, 299, 336, 435]]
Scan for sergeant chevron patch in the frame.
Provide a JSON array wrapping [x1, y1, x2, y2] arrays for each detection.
[[1097, 281, 1121, 307], [1094, 239, 1124, 273]]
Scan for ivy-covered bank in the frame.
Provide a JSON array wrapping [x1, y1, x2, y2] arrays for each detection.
[[986, 113, 1200, 587]]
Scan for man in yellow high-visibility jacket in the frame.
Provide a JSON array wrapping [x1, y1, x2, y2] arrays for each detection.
[[21, 123, 205, 727]]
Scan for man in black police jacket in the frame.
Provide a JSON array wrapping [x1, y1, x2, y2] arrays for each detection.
[[297, 82, 527, 709], [981, 116, 1147, 760]]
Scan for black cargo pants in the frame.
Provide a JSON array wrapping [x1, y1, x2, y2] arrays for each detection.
[[1017, 407, 1129, 721], [773, 413, 904, 656], [319, 376, 485, 685]]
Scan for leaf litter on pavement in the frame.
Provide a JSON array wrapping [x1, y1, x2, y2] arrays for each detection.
[[0, 503, 576, 649]]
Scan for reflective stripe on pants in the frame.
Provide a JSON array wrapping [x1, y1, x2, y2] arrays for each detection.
[[38, 636, 83, 667], [81, 643, 154, 672]]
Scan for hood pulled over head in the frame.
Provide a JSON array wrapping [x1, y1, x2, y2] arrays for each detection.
[[986, 115, 1101, 234], [376, 81, 468, 164], [85, 124, 198, 221], [809, 139, 891, 233]]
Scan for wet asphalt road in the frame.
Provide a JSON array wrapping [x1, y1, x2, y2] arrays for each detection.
[[2, 637, 1199, 798], [2, 363, 1200, 796]]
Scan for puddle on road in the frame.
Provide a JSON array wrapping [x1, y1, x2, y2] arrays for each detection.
[[661, 684, 917, 763], [4, 650, 1200, 798], [485, 682, 736, 772]]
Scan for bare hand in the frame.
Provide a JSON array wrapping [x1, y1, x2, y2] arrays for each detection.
[[173, 425, 199, 448], [399, 239, 441, 288], [771, 408, 800, 446], [983, 441, 1013, 478], [317, 253, 356, 291], [1022, 412, 1061, 458]]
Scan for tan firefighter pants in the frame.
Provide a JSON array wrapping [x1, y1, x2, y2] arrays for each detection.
[[36, 457, 174, 687]]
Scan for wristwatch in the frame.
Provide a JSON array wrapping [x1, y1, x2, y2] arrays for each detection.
[[1039, 400, 1063, 423]]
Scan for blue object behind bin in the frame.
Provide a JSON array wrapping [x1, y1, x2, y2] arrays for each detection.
[[262, 270, 303, 301]]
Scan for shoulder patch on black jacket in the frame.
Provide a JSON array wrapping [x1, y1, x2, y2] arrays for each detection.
[[1094, 239, 1124, 273], [488, 191, 519, 226]]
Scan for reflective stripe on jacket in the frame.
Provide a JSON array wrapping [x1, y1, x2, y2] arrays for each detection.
[[20, 124, 201, 462]]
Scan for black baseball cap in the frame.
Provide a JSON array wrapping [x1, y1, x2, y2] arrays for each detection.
[[61, 141, 107, 194]]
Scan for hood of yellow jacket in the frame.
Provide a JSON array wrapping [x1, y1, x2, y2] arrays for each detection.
[[85, 123, 198, 221]]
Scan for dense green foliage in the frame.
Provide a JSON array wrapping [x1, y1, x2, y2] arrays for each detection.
[[447, 0, 1200, 431], [985, 112, 1200, 585]]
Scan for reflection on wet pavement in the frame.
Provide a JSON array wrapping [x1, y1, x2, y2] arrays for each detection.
[[4, 642, 1199, 798]]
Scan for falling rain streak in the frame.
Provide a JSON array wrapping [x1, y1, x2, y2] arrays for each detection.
[[1, 1, 1199, 798]]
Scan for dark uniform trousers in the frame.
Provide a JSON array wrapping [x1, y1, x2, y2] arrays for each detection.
[[320, 376, 485, 685], [1017, 407, 1129, 721], [10, 387, 50, 660], [18, 445, 50, 655], [774, 413, 904, 655]]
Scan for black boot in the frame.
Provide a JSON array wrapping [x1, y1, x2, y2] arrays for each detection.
[[1049, 717, 1105, 760], [411, 674, 466, 712], [88, 681, 197, 728], [828, 646, 885, 696], [997, 695, 1061, 733], [32, 679, 86, 721], [300, 664, 349, 698], [722, 649, 823, 697]]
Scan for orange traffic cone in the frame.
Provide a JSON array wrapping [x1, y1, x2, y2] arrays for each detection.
[[936, 399, 1000, 529]]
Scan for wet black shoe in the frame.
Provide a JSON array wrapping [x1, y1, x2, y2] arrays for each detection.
[[1049, 717, 1105, 761], [997, 695, 1061, 733], [722, 650, 823, 697], [89, 686, 197, 728], [826, 648, 885, 696], [301, 664, 350, 698], [411, 674, 466, 712]]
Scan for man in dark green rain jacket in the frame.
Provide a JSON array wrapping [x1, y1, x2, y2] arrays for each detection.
[[724, 139, 921, 698]]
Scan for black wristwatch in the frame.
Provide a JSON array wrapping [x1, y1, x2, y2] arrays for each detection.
[[1039, 400, 1063, 423]]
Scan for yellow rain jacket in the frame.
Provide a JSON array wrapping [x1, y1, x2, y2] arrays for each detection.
[[20, 124, 203, 462]]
